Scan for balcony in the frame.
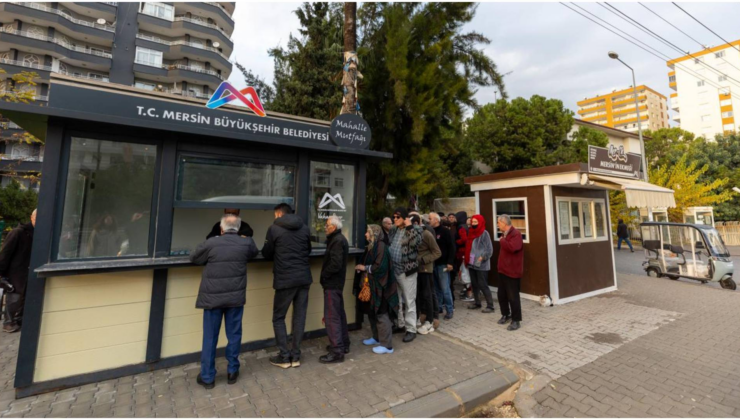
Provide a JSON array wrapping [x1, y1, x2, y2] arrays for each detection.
[[0, 58, 52, 80], [133, 61, 224, 88], [137, 13, 233, 54], [670, 98, 679, 111], [135, 33, 232, 74], [175, 3, 234, 34], [0, 3, 115, 47], [66, 3, 117, 22], [59, 70, 110, 83], [0, 28, 112, 70], [672, 113, 681, 122]]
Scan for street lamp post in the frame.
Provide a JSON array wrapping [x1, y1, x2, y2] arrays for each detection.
[[608, 51, 649, 182]]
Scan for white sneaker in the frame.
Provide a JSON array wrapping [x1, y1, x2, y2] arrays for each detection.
[[418, 322, 434, 335], [416, 320, 422, 328]]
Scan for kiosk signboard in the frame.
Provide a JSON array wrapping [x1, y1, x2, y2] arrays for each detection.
[[588, 145, 641, 179]]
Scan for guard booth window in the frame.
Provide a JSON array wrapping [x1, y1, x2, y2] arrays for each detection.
[[170, 155, 296, 254], [57, 138, 158, 259]]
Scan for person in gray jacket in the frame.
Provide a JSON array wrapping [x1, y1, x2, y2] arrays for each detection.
[[464, 215, 495, 313], [190, 214, 259, 389]]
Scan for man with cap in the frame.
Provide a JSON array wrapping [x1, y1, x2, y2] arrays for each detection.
[[388, 207, 422, 342]]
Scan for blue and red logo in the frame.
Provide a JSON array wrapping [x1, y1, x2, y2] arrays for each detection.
[[206, 81, 266, 117]]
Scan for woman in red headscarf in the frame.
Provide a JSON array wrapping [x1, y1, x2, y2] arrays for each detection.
[[464, 215, 495, 313]]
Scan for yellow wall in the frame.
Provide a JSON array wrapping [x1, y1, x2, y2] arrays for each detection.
[[34, 271, 153, 382], [161, 258, 357, 358]]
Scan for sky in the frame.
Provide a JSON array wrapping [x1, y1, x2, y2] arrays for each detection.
[[226, 2, 740, 121]]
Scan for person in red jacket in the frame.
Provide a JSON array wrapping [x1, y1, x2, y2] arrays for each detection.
[[496, 214, 523, 331]]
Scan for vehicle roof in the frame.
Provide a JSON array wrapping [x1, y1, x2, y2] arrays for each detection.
[[640, 222, 716, 230]]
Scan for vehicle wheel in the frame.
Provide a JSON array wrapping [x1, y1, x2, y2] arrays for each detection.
[[646, 268, 661, 278], [720, 278, 737, 290], [667, 275, 680, 280]]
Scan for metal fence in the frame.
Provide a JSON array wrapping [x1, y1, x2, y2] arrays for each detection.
[[716, 222, 740, 246]]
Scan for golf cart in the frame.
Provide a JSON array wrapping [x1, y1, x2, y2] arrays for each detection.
[[640, 222, 736, 290]]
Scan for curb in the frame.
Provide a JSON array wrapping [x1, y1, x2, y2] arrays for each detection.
[[369, 369, 520, 418], [512, 374, 552, 418]]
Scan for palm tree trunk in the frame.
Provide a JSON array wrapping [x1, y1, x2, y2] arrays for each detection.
[[341, 2, 358, 115]]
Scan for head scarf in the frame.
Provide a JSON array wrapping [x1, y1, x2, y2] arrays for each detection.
[[363, 224, 399, 316], [367, 224, 382, 249], [465, 215, 487, 266]]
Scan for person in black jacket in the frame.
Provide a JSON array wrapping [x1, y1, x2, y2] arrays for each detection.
[[262, 203, 312, 369], [430, 212, 456, 320], [206, 208, 254, 239], [190, 214, 258, 388], [0, 209, 35, 333], [617, 219, 634, 252], [319, 215, 349, 364]]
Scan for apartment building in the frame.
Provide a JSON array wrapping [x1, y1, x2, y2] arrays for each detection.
[[0, 2, 235, 189], [577, 85, 669, 134], [667, 40, 740, 139]]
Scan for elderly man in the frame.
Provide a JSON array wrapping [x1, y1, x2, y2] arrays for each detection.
[[206, 208, 253, 239], [262, 203, 313, 368], [388, 207, 422, 343], [190, 214, 259, 388], [319, 215, 349, 363], [496, 214, 524, 331], [381, 217, 392, 245], [429, 213, 455, 320], [0, 209, 36, 333]]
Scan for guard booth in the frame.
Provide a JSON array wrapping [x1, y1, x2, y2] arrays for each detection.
[[0, 74, 388, 397], [465, 146, 675, 305]]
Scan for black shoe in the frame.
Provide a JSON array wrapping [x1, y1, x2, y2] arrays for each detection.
[[482, 307, 495, 314], [319, 353, 345, 364], [269, 355, 292, 369], [507, 321, 521, 331], [467, 304, 482, 310], [498, 315, 511, 325], [196, 374, 215, 390], [2, 323, 20, 333], [392, 326, 406, 335], [444, 313, 453, 320], [325, 344, 350, 354], [630, 249, 635, 253], [402, 332, 416, 343], [227, 371, 239, 385]]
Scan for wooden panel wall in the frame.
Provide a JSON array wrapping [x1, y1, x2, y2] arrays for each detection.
[[34, 271, 153, 382]]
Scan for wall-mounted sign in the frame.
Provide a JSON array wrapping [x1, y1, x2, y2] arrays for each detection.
[[588, 145, 641, 179], [206, 81, 266, 117], [329, 113, 371, 149]]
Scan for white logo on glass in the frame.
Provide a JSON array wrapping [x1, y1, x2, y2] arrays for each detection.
[[319, 193, 345, 209]]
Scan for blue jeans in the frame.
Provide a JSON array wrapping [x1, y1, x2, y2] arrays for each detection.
[[618, 237, 633, 251], [433, 265, 454, 315], [201, 306, 244, 383]]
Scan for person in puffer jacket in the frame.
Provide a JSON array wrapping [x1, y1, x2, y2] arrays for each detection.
[[190, 214, 259, 389], [261, 203, 313, 369]]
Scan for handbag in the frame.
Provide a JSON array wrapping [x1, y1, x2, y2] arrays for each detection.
[[358, 273, 371, 302]]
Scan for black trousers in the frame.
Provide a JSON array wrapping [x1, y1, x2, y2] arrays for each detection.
[[3, 292, 24, 326], [272, 285, 310, 361], [498, 273, 522, 321], [416, 272, 435, 323], [323, 288, 349, 355], [470, 268, 494, 309]]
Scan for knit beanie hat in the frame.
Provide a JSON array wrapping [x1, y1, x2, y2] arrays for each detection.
[[393, 207, 409, 219]]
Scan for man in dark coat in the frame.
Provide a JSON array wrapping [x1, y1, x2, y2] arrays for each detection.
[[616, 219, 634, 252], [190, 214, 259, 388], [0, 209, 35, 333], [206, 208, 254, 239], [319, 215, 349, 364], [262, 203, 312, 369]]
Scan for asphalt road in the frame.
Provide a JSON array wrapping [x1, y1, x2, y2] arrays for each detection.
[[613, 244, 740, 292]]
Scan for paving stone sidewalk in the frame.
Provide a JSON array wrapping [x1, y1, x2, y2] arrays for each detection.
[[0, 323, 510, 418]]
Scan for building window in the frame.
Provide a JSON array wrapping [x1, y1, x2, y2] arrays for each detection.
[[334, 177, 343, 187], [720, 99, 732, 107], [134, 81, 156, 91], [135, 47, 163, 67], [556, 197, 608, 244], [697, 80, 705, 87], [309, 161, 355, 247], [141, 2, 174, 21], [22, 54, 39, 67], [668, 75, 676, 83], [492, 198, 529, 243], [722, 111, 734, 118], [701, 114, 711, 122], [716, 51, 725, 58], [58, 138, 158, 259], [723, 123, 735, 131], [719, 75, 727, 82]]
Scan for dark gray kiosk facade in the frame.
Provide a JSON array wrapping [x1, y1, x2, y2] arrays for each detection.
[[1, 74, 387, 397]]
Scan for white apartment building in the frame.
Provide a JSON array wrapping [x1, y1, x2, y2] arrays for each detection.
[[668, 40, 740, 139]]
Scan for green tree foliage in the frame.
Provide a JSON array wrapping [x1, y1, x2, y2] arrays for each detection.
[[268, 2, 344, 120], [359, 3, 506, 217], [234, 62, 276, 108], [650, 153, 733, 222], [643, 127, 695, 169], [0, 180, 38, 232], [1, 70, 45, 184], [554, 125, 609, 164]]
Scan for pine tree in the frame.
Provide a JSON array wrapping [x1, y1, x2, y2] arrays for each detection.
[[233, 62, 275, 109], [268, 2, 343, 120]]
